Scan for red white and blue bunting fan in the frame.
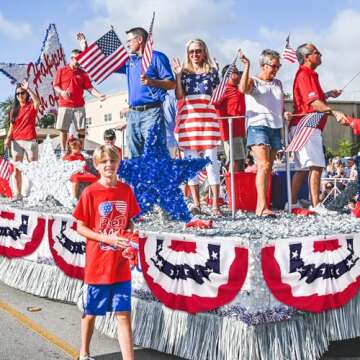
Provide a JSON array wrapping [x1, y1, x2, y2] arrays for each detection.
[[0, 23, 65, 116], [262, 234, 360, 312], [139, 233, 248, 313], [48, 216, 85, 280], [0, 209, 46, 258]]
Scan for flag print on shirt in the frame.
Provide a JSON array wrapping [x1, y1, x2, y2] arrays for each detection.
[[98, 200, 128, 250], [175, 69, 221, 150]]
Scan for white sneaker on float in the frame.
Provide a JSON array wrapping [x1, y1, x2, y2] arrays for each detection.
[[309, 203, 337, 215]]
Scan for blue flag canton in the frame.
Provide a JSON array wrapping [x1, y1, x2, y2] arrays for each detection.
[[304, 113, 323, 128], [96, 30, 122, 56]]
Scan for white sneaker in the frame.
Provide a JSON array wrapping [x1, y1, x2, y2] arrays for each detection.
[[284, 201, 302, 210], [78, 355, 95, 360], [309, 203, 337, 215], [11, 193, 23, 202]]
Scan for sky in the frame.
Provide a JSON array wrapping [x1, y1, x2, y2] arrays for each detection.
[[1, 0, 360, 102]]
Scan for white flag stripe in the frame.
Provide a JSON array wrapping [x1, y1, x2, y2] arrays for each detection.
[[93, 48, 128, 82], [177, 121, 220, 129], [89, 47, 124, 78], [178, 131, 221, 138]]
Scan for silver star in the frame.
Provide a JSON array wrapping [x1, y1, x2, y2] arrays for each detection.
[[16, 136, 84, 208], [0, 24, 65, 116], [291, 250, 299, 259], [347, 259, 353, 268], [211, 251, 218, 260], [157, 259, 163, 268], [184, 268, 189, 275]]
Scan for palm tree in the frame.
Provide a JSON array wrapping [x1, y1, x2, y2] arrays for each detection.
[[0, 96, 13, 129]]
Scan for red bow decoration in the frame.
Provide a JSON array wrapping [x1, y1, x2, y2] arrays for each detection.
[[352, 201, 360, 218], [186, 219, 214, 229], [118, 229, 140, 267], [345, 116, 360, 135], [291, 208, 316, 216]]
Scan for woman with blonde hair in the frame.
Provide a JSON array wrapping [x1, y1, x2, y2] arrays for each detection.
[[172, 39, 222, 216]]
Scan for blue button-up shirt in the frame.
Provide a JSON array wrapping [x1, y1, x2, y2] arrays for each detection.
[[118, 50, 174, 107]]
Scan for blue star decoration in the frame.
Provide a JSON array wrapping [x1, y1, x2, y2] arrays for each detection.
[[118, 121, 209, 222]]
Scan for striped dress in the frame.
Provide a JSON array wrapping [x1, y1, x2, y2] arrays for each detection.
[[175, 68, 221, 150]]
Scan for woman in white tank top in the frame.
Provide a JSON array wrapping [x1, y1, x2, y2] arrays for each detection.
[[239, 49, 290, 217]]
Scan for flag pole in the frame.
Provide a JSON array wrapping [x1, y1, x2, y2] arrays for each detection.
[[228, 117, 236, 219], [284, 120, 292, 213], [341, 70, 360, 91]]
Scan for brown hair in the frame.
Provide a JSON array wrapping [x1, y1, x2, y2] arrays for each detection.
[[93, 144, 120, 165]]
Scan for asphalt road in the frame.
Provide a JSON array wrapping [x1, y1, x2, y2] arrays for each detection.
[[0, 281, 359, 360]]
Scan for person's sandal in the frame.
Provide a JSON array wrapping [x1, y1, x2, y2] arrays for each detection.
[[190, 206, 202, 216], [211, 207, 223, 217]]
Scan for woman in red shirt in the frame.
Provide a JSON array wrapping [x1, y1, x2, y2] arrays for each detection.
[[4, 80, 40, 200]]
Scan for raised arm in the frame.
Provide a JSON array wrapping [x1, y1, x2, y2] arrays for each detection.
[[21, 80, 40, 111], [171, 57, 185, 100], [76, 32, 88, 51], [238, 51, 253, 94]]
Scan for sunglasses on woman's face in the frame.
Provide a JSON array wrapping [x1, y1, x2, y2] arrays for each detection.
[[188, 49, 203, 55], [16, 91, 26, 96]]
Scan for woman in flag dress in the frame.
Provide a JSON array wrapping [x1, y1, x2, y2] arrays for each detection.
[[4, 80, 40, 201], [172, 39, 222, 216], [239, 50, 290, 217]]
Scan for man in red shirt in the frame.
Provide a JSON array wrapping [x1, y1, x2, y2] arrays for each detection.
[[53, 49, 106, 153], [289, 43, 348, 214], [215, 65, 246, 171]]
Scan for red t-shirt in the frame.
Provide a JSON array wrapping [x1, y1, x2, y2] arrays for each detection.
[[63, 153, 85, 162], [53, 65, 92, 108], [215, 84, 246, 141], [291, 65, 327, 130], [73, 181, 140, 285], [11, 102, 37, 141]]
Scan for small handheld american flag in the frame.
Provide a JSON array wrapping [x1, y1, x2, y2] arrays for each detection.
[[141, 12, 155, 75], [282, 35, 297, 64], [0, 150, 14, 181], [76, 29, 129, 84], [210, 51, 238, 104], [286, 112, 324, 152]]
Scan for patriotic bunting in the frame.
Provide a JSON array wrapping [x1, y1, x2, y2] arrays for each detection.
[[262, 234, 360, 312], [139, 233, 248, 313], [0, 209, 46, 258]]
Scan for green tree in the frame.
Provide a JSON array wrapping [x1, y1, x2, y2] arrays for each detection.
[[0, 96, 13, 129], [336, 138, 354, 157], [37, 113, 56, 128]]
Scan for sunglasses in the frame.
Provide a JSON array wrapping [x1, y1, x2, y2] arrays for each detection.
[[265, 63, 282, 70], [188, 49, 203, 55], [16, 91, 27, 96], [312, 50, 322, 56]]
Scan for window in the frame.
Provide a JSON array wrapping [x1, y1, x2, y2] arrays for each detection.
[[104, 113, 112, 122]]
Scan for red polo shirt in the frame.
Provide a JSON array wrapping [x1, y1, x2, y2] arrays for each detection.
[[215, 84, 246, 141], [53, 65, 92, 108], [11, 102, 37, 141], [290, 65, 327, 130]]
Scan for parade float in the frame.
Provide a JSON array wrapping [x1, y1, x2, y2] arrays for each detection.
[[1, 24, 360, 360]]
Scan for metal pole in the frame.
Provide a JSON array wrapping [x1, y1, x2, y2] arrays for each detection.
[[228, 117, 236, 219], [284, 122, 292, 213]]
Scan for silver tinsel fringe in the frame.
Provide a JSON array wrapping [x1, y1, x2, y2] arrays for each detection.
[[0, 256, 82, 302], [94, 295, 360, 360]]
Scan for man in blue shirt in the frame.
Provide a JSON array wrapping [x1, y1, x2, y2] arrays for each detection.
[[78, 28, 175, 158]]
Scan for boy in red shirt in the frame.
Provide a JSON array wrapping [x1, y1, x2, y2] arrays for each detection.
[[215, 65, 246, 172], [73, 144, 140, 360]]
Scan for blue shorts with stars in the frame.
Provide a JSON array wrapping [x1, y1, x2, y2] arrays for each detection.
[[81, 281, 131, 316]]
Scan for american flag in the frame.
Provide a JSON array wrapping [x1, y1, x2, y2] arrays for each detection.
[[286, 113, 324, 152], [198, 170, 208, 184], [0, 151, 14, 181], [141, 12, 155, 75], [210, 52, 238, 104], [76, 29, 129, 84], [282, 35, 297, 63]]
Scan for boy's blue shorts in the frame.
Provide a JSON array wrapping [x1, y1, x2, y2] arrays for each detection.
[[82, 281, 131, 316]]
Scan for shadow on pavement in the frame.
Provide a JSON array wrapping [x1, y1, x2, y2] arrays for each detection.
[[321, 337, 360, 359], [94, 349, 184, 359]]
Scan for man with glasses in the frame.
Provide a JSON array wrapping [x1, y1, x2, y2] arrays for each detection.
[[289, 43, 349, 214], [53, 49, 106, 154], [78, 28, 175, 158]]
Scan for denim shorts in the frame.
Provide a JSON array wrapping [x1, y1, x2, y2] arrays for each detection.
[[82, 281, 131, 316], [246, 125, 282, 151]]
